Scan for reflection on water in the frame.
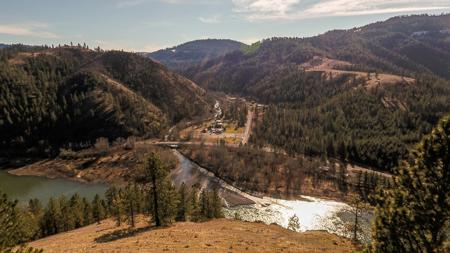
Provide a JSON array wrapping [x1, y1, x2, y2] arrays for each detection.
[[173, 151, 374, 242], [224, 197, 373, 243], [0, 170, 108, 205]]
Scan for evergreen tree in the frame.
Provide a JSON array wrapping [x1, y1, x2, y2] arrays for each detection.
[[211, 188, 223, 218], [59, 196, 75, 231], [176, 182, 190, 222], [371, 117, 450, 253], [0, 191, 23, 248], [41, 197, 62, 236], [142, 152, 177, 226], [200, 190, 211, 219], [28, 199, 42, 216], [190, 187, 201, 221], [69, 194, 84, 228], [124, 184, 138, 227], [112, 189, 125, 226], [82, 197, 93, 226], [92, 194, 106, 224]]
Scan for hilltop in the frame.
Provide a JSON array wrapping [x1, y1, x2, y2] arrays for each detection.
[[27, 218, 358, 253], [148, 39, 245, 71]]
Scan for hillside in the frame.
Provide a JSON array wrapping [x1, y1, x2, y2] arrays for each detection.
[[148, 39, 245, 71], [186, 14, 450, 92], [182, 14, 450, 171], [27, 218, 358, 253], [0, 46, 212, 157]]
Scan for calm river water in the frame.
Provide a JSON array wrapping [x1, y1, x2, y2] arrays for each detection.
[[0, 170, 108, 205]]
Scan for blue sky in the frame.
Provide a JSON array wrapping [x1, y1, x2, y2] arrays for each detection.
[[0, 0, 449, 52]]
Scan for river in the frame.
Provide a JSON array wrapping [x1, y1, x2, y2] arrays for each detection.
[[172, 150, 373, 242], [1, 150, 372, 242], [0, 170, 108, 205]]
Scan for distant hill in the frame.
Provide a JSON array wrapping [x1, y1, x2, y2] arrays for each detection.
[[0, 46, 212, 156], [0, 44, 9, 49], [148, 39, 246, 71], [183, 14, 450, 171]]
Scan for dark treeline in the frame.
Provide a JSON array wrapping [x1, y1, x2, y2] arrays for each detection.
[[251, 75, 450, 172], [0, 45, 210, 157], [181, 144, 390, 202], [0, 153, 222, 251]]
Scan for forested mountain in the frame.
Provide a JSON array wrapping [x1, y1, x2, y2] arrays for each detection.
[[186, 14, 450, 92], [148, 39, 245, 71], [0, 45, 211, 157], [182, 14, 450, 172]]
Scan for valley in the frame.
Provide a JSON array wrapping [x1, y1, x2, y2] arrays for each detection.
[[1, 13, 449, 253]]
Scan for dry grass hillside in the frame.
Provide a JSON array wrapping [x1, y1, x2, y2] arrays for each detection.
[[27, 217, 359, 253]]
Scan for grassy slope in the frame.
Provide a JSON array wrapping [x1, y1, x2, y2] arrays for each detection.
[[27, 218, 358, 253]]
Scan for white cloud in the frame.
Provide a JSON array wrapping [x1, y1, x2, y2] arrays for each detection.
[[0, 22, 59, 38], [304, 0, 450, 17], [198, 15, 222, 23], [232, 0, 301, 20], [232, 0, 450, 21]]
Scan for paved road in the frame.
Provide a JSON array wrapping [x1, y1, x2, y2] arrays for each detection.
[[241, 105, 254, 145]]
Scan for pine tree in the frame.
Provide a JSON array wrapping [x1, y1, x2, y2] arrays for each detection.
[[211, 188, 223, 218], [59, 195, 75, 232], [92, 194, 105, 224], [124, 184, 138, 227], [190, 187, 201, 221], [0, 191, 23, 248], [200, 190, 211, 219], [28, 199, 42, 216], [371, 117, 450, 253], [41, 197, 62, 236], [176, 182, 190, 221], [69, 194, 84, 228], [82, 197, 92, 226], [105, 186, 118, 216], [142, 152, 177, 227], [112, 189, 125, 226]]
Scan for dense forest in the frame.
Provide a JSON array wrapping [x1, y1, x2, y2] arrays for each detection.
[[0, 45, 212, 157], [250, 74, 450, 171]]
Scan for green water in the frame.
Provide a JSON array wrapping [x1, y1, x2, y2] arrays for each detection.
[[0, 170, 108, 205]]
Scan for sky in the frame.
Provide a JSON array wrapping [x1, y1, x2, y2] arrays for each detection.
[[0, 0, 449, 52]]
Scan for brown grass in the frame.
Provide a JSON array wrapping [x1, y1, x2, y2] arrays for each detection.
[[28, 217, 359, 253]]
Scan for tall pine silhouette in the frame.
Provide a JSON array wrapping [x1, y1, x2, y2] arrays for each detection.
[[371, 116, 450, 252]]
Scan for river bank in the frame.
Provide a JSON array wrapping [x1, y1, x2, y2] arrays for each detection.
[[6, 145, 176, 185]]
